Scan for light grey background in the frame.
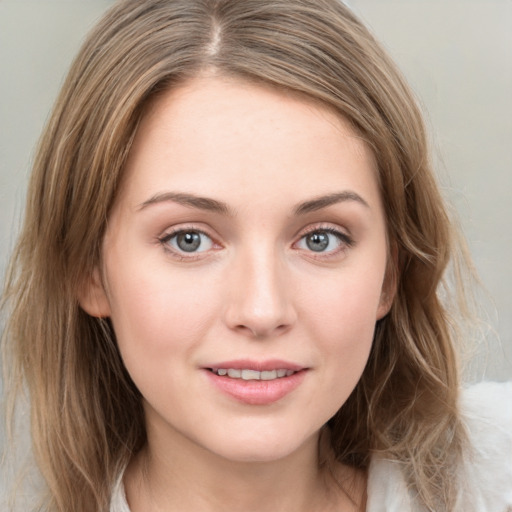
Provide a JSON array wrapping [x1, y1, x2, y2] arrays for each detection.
[[1, 1, 511, 374]]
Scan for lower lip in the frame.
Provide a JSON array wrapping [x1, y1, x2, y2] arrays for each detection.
[[204, 370, 307, 405]]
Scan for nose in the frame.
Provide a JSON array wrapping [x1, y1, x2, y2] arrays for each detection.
[[223, 245, 297, 339]]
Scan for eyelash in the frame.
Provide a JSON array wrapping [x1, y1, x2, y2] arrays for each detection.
[[295, 225, 354, 258], [158, 226, 219, 261], [157, 224, 354, 261]]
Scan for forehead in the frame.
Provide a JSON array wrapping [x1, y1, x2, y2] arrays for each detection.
[[116, 75, 380, 212]]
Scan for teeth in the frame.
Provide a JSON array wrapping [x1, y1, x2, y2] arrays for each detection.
[[213, 368, 296, 380], [241, 369, 260, 380]]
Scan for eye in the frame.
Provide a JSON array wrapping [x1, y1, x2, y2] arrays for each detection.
[[296, 228, 352, 254], [161, 230, 214, 254]]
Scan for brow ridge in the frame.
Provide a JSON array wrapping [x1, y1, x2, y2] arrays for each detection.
[[138, 190, 368, 216], [138, 192, 231, 214], [293, 191, 369, 215]]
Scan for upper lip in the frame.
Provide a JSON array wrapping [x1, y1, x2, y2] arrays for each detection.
[[203, 359, 306, 372]]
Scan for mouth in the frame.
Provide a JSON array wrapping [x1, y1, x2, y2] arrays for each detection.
[[203, 360, 307, 405], [208, 368, 297, 380]]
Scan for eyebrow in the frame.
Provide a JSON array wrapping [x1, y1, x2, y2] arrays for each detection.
[[138, 192, 231, 215], [137, 190, 369, 215], [293, 191, 369, 215]]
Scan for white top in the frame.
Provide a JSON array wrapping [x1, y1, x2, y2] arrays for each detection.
[[111, 381, 512, 512]]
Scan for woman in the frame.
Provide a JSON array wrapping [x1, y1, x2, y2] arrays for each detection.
[[2, 1, 510, 511]]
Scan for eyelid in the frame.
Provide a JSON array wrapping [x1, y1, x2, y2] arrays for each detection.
[[293, 223, 354, 257], [158, 224, 222, 260], [159, 226, 211, 243], [298, 222, 353, 241], [156, 222, 353, 261]]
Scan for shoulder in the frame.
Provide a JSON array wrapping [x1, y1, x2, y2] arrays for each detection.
[[367, 381, 512, 512], [457, 381, 512, 512]]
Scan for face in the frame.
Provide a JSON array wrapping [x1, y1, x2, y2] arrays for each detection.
[[81, 76, 393, 463]]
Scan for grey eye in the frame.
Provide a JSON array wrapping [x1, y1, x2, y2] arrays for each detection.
[[305, 232, 330, 252], [167, 231, 213, 253], [296, 229, 347, 254], [176, 232, 201, 252]]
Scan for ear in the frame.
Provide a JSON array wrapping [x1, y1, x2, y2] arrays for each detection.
[[376, 244, 398, 320], [77, 267, 111, 318]]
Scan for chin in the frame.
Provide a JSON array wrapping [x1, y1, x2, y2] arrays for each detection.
[[202, 427, 319, 465]]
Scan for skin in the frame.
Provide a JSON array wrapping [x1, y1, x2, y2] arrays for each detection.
[[80, 75, 394, 512]]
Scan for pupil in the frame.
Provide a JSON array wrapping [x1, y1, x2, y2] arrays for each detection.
[[306, 232, 329, 252], [177, 232, 201, 252]]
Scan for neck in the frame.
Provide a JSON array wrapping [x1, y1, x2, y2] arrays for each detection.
[[124, 423, 365, 512]]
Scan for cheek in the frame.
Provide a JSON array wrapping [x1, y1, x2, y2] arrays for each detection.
[[307, 265, 384, 335], [105, 260, 219, 364], [301, 266, 384, 383]]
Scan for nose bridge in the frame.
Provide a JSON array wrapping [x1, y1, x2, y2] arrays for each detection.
[[224, 240, 295, 337]]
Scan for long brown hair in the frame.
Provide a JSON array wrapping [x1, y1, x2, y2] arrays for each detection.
[[2, 1, 473, 510]]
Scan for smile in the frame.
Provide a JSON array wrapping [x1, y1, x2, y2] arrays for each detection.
[[204, 361, 307, 405], [210, 368, 296, 380]]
